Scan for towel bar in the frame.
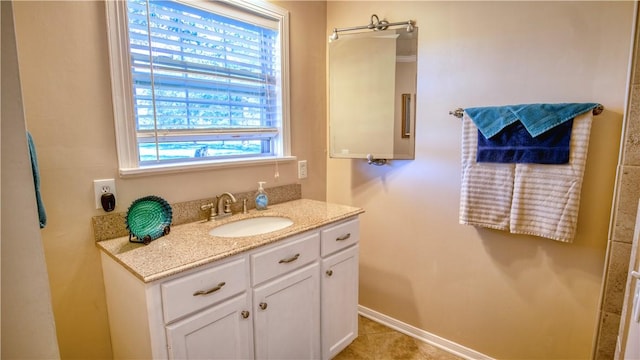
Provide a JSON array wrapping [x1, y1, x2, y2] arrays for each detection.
[[449, 104, 604, 118]]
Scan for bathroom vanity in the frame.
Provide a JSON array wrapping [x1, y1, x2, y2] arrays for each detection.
[[97, 199, 363, 360]]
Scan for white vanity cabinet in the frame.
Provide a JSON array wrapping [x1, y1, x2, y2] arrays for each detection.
[[100, 215, 360, 360], [100, 252, 254, 360], [165, 293, 253, 359], [320, 218, 360, 360], [162, 258, 253, 359], [253, 263, 320, 359], [251, 232, 321, 359]]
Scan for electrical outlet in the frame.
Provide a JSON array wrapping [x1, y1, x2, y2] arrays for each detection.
[[94, 179, 116, 209], [298, 160, 308, 179]]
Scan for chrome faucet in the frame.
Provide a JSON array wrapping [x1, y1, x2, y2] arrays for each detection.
[[215, 192, 237, 219]]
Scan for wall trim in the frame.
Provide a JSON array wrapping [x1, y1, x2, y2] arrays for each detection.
[[358, 305, 494, 360]]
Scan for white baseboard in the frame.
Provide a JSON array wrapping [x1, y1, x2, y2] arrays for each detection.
[[358, 305, 494, 360]]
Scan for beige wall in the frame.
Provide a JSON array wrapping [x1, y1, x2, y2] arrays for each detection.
[[1, 1, 60, 358], [12, 1, 326, 358], [327, 1, 634, 359]]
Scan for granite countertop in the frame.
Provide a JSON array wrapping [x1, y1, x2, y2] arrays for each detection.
[[96, 199, 364, 283]]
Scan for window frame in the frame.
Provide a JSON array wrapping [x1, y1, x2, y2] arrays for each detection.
[[105, 0, 293, 177]]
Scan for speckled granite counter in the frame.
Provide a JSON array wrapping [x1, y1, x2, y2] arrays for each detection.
[[96, 199, 364, 283]]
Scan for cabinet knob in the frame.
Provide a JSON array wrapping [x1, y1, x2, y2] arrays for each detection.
[[241, 310, 250, 319], [326, 270, 333, 277], [259, 302, 268, 310]]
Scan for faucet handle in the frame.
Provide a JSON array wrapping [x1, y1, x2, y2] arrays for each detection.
[[200, 200, 218, 221], [200, 203, 214, 210]]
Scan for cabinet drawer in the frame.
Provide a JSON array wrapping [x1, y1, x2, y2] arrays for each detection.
[[321, 218, 359, 257], [161, 257, 247, 323], [251, 232, 319, 286]]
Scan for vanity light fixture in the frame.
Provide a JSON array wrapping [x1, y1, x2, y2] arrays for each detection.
[[329, 14, 415, 42]]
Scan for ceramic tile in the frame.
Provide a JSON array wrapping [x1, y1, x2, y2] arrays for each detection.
[[623, 84, 640, 165], [333, 334, 373, 360], [602, 240, 633, 314], [633, 42, 640, 85], [597, 19, 640, 359], [334, 316, 463, 360], [594, 311, 621, 360], [359, 315, 393, 335], [611, 165, 640, 243]]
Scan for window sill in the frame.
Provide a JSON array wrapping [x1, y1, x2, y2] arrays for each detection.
[[119, 156, 297, 178]]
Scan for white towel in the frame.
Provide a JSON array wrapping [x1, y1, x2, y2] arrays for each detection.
[[459, 113, 592, 243], [509, 113, 592, 242], [459, 115, 514, 231]]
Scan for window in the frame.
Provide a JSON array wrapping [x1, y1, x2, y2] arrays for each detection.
[[106, 0, 291, 176]]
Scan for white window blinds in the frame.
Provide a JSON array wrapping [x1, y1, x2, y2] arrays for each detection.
[[126, 0, 283, 165]]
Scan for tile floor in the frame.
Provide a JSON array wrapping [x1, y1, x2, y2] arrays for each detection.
[[333, 316, 464, 360]]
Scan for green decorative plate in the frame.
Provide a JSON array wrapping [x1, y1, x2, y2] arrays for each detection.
[[126, 195, 172, 244]]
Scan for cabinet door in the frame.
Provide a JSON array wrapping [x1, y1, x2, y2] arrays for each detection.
[[253, 263, 320, 360], [321, 245, 359, 360], [165, 293, 253, 360]]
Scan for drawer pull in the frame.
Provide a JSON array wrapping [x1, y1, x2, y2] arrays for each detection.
[[241, 310, 250, 319], [336, 233, 351, 241], [278, 253, 300, 264], [326, 270, 333, 277], [259, 302, 268, 310], [193, 282, 226, 296]]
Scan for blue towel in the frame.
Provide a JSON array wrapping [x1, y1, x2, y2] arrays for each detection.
[[466, 103, 598, 164], [465, 103, 599, 138], [27, 132, 46, 228], [476, 118, 573, 164]]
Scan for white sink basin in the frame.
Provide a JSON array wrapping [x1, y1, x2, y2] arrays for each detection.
[[209, 216, 294, 237]]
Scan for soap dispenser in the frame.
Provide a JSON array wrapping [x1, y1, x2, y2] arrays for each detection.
[[255, 181, 268, 210]]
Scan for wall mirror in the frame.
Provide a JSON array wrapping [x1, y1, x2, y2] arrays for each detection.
[[329, 26, 417, 164]]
